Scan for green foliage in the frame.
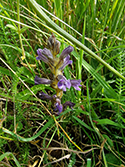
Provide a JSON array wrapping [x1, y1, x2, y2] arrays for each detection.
[[115, 48, 125, 97], [0, 0, 125, 166], [68, 153, 76, 167], [87, 158, 91, 167], [0, 152, 21, 167], [106, 153, 121, 167]]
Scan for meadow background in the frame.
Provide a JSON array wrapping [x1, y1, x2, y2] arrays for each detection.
[[0, 0, 125, 166]]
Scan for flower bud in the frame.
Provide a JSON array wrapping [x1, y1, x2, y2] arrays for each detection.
[[47, 33, 60, 57], [35, 75, 51, 85]]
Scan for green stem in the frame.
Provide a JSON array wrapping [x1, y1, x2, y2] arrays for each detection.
[[17, 0, 25, 60], [27, 0, 125, 81], [17, 0, 20, 31]]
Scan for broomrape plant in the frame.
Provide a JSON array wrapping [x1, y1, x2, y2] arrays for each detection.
[[35, 34, 81, 114]]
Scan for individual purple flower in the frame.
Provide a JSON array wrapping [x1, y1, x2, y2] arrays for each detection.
[[63, 101, 75, 110], [36, 49, 49, 63], [59, 55, 72, 71], [42, 48, 53, 59], [57, 75, 71, 91], [70, 79, 82, 91], [38, 92, 52, 100], [35, 75, 51, 85], [59, 46, 74, 60], [55, 98, 63, 113], [36, 48, 54, 67]]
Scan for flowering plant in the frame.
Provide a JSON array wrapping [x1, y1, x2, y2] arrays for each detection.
[[35, 34, 81, 114]]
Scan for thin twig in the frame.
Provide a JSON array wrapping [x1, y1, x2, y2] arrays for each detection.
[[41, 147, 98, 154], [42, 154, 71, 167]]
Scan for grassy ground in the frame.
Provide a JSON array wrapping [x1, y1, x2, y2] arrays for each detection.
[[0, 0, 125, 166]]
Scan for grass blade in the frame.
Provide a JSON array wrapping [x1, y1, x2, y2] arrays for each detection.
[[0, 152, 21, 167], [2, 119, 54, 142]]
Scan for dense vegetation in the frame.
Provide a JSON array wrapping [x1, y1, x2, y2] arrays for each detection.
[[0, 0, 125, 166]]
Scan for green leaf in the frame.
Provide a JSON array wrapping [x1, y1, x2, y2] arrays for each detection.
[[73, 116, 94, 131], [96, 119, 124, 128], [103, 134, 114, 149], [81, 60, 118, 99], [17, 66, 34, 82], [17, 122, 23, 132], [105, 153, 121, 167], [20, 26, 29, 34], [2, 118, 54, 142], [0, 92, 36, 104], [0, 66, 14, 77], [16, 84, 45, 100], [6, 24, 17, 31], [0, 44, 35, 61], [87, 158, 91, 167], [0, 152, 21, 167], [73, 51, 118, 99]]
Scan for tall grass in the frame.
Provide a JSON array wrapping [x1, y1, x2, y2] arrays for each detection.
[[0, 0, 125, 166]]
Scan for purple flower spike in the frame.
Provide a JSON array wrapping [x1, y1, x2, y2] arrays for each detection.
[[35, 75, 51, 85], [57, 75, 71, 91], [59, 55, 72, 71], [55, 98, 63, 113], [60, 46, 74, 60], [70, 79, 82, 91], [36, 49, 49, 63]]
